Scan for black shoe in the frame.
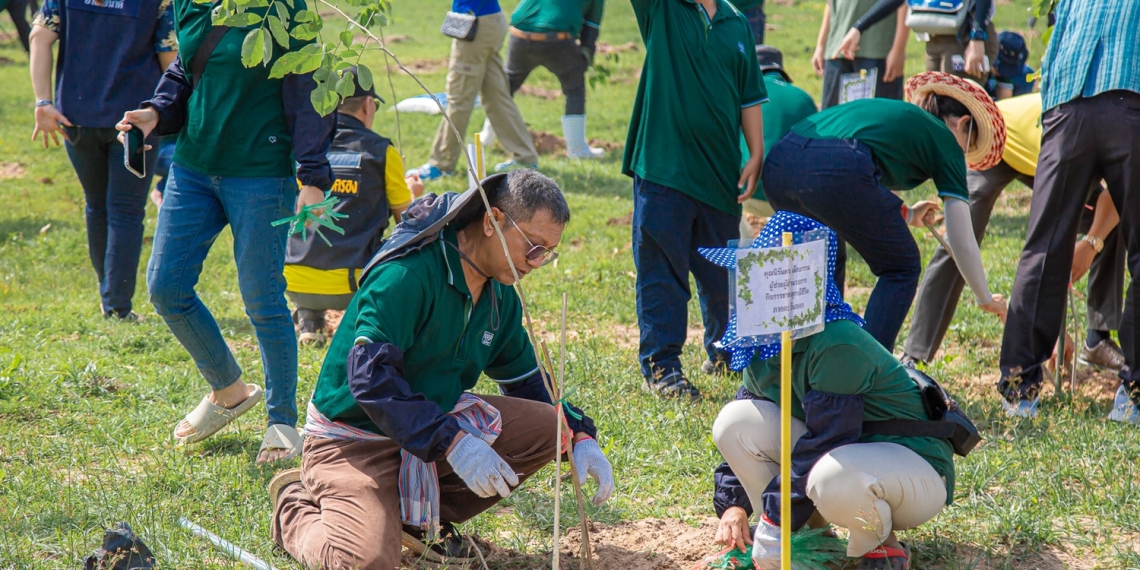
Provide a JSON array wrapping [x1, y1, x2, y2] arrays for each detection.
[[104, 310, 140, 323], [401, 522, 477, 563], [297, 318, 326, 347], [643, 371, 701, 401]]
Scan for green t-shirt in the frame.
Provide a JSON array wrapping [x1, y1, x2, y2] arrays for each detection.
[[791, 98, 969, 200], [739, 70, 818, 201], [825, 0, 897, 61], [310, 227, 540, 435], [622, 0, 767, 215], [511, 0, 604, 36], [729, 0, 763, 12], [742, 319, 955, 503], [173, 0, 307, 178]]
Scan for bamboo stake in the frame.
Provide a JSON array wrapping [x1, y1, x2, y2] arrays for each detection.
[[779, 232, 793, 570]]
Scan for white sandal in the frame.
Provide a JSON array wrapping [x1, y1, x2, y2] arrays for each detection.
[[259, 424, 302, 463], [173, 385, 263, 445]]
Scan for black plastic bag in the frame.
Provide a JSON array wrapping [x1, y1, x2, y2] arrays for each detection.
[[83, 522, 155, 570]]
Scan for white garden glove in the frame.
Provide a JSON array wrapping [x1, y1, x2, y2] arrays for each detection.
[[751, 516, 782, 570], [445, 433, 519, 498], [572, 437, 615, 506]]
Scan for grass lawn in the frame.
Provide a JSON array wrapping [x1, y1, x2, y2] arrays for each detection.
[[1, 0, 1138, 568]]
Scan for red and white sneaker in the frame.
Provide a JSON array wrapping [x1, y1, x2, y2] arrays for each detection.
[[860, 542, 910, 570]]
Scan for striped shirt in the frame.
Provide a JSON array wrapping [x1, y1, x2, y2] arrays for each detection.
[[1040, 0, 1140, 111]]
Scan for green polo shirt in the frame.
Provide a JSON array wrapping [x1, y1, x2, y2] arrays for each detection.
[[173, 0, 306, 178], [729, 0, 763, 12], [743, 320, 955, 503], [739, 70, 818, 201], [511, 0, 604, 36], [623, 0, 767, 216], [825, 0, 897, 61], [310, 227, 540, 435], [791, 98, 969, 201]]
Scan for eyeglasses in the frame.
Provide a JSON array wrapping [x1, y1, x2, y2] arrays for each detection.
[[502, 211, 559, 266]]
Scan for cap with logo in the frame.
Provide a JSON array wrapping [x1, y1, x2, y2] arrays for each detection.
[[993, 31, 1028, 82]]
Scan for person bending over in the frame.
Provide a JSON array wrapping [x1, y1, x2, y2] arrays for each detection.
[[271, 170, 615, 569], [762, 71, 1007, 352]]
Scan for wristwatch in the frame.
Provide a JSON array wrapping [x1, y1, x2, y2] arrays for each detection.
[[35, 99, 53, 107], [1081, 234, 1105, 254], [969, 28, 988, 42]]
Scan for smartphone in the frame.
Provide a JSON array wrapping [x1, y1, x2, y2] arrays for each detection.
[[124, 126, 145, 178]]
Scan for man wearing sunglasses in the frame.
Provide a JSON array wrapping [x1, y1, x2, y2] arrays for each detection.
[[271, 169, 615, 569]]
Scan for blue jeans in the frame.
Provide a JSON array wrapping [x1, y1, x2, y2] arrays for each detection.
[[742, 6, 765, 45], [632, 176, 738, 379], [147, 163, 298, 427], [64, 126, 155, 317], [153, 137, 177, 194], [763, 133, 920, 351]]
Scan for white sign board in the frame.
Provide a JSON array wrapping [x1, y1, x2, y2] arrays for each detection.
[[734, 239, 827, 339], [839, 67, 877, 105]]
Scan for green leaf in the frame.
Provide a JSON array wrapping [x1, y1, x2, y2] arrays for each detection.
[[356, 64, 373, 90], [241, 28, 264, 67], [333, 60, 353, 72], [299, 42, 322, 55], [281, 0, 293, 8], [310, 82, 339, 116], [339, 30, 354, 46], [335, 71, 356, 99], [267, 14, 289, 47], [223, 11, 262, 26], [262, 25, 273, 64], [290, 17, 322, 41], [268, 51, 305, 78], [296, 53, 323, 74], [274, 1, 289, 25], [293, 9, 315, 22]]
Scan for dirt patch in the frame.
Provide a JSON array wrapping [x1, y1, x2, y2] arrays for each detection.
[[0, 57, 15, 66], [589, 139, 623, 151], [406, 58, 448, 74], [608, 212, 633, 226], [531, 130, 567, 155], [596, 41, 639, 55], [605, 324, 703, 351], [0, 163, 26, 180], [40, 177, 54, 185], [518, 85, 563, 100]]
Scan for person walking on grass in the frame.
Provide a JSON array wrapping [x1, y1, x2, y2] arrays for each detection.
[[811, 0, 907, 109], [117, 0, 334, 463], [712, 213, 957, 570], [762, 72, 1008, 352], [624, 0, 766, 400], [499, 0, 607, 160], [904, 93, 1126, 376], [407, 0, 540, 181], [285, 69, 423, 347], [270, 171, 614, 569], [996, 1, 1140, 422], [28, 0, 178, 321]]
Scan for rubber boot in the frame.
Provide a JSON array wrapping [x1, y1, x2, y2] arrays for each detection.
[[562, 114, 604, 159], [478, 117, 496, 147]]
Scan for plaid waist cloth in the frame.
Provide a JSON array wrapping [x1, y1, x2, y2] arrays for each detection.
[[304, 395, 503, 539]]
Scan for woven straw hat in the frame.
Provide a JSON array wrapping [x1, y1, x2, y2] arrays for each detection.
[[905, 71, 1007, 170]]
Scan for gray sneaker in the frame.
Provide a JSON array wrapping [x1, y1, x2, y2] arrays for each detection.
[[1107, 386, 1140, 425], [1079, 339, 1125, 371], [643, 371, 701, 401]]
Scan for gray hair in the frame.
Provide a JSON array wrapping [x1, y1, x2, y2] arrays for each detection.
[[494, 169, 570, 225]]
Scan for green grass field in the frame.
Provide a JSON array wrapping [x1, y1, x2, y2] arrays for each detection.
[[2, 0, 1139, 568]]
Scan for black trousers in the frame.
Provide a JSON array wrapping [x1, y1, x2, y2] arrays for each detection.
[[906, 162, 1122, 363], [998, 90, 1140, 402], [505, 35, 588, 116]]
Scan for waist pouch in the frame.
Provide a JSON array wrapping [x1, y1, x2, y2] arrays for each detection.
[[441, 11, 478, 41], [862, 364, 982, 456], [905, 0, 971, 36]]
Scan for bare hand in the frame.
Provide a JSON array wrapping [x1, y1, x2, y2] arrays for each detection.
[[116, 108, 158, 147], [737, 157, 762, 203], [1071, 241, 1095, 284], [834, 28, 861, 60], [405, 174, 425, 198], [979, 293, 1007, 323], [963, 40, 987, 78], [297, 185, 326, 226], [811, 45, 825, 76], [906, 200, 942, 228], [32, 104, 73, 148], [885, 46, 905, 82], [715, 507, 753, 550]]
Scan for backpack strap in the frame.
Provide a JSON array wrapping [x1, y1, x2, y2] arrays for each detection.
[[191, 18, 230, 87]]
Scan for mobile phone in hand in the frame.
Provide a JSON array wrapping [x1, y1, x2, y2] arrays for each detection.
[[124, 126, 145, 178]]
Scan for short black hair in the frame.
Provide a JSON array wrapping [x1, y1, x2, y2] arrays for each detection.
[[455, 169, 571, 229], [337, 96, 369, 114]]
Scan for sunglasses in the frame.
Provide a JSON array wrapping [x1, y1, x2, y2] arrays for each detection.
[[502, 211, 559, 266]]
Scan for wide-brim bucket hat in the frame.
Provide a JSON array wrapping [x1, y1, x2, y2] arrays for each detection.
[[905, 71, 1007, 171]]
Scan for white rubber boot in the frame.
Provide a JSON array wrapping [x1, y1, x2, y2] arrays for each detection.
[[562, 114, 604, 159], [478, 117, 496, 147]]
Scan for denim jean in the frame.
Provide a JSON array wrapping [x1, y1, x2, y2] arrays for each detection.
[[763, 133, 921, 351], [632, 176, 738, 379], [153, 137, 177, 194], [147, 163, 298, 427], [742, 6, 765, 45], [63, 126, 156, 317]]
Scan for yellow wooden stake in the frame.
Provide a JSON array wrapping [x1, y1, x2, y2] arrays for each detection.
[[474, 133, 486, 179], [780, 231, 793, 570]]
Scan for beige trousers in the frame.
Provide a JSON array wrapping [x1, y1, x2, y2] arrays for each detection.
[[429, 12, 538, 172], [712, 399, 947, 557]]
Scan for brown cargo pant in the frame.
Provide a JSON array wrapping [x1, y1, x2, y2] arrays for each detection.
[[272, 395, 558, 570]]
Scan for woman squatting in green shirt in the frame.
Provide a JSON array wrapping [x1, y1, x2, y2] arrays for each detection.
[[761, 71, 1008, 352]]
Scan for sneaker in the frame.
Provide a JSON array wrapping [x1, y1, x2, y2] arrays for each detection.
[[406, 163, 449, 181], [298, 318, 326, 347], [1107, 385, 1140, 425], [493, 160, 538, 173], [1001, 397, 1039, 418], [401, 522, 477, 564], [642, 371, 701, 401], [860, 542, 910, 570], [104, 310, 141, 323], [700, 359, 729, 376], [1079, 338, 1125, 372]]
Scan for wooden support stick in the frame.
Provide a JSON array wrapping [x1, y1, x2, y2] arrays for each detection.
[[779, 232, 793, 570]]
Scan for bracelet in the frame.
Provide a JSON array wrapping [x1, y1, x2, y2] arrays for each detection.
[[35, 99, 53, 107], [1081, 234, 1104, 253]]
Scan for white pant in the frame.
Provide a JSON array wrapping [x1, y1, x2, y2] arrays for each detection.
[[712, 399, 947, 556]]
